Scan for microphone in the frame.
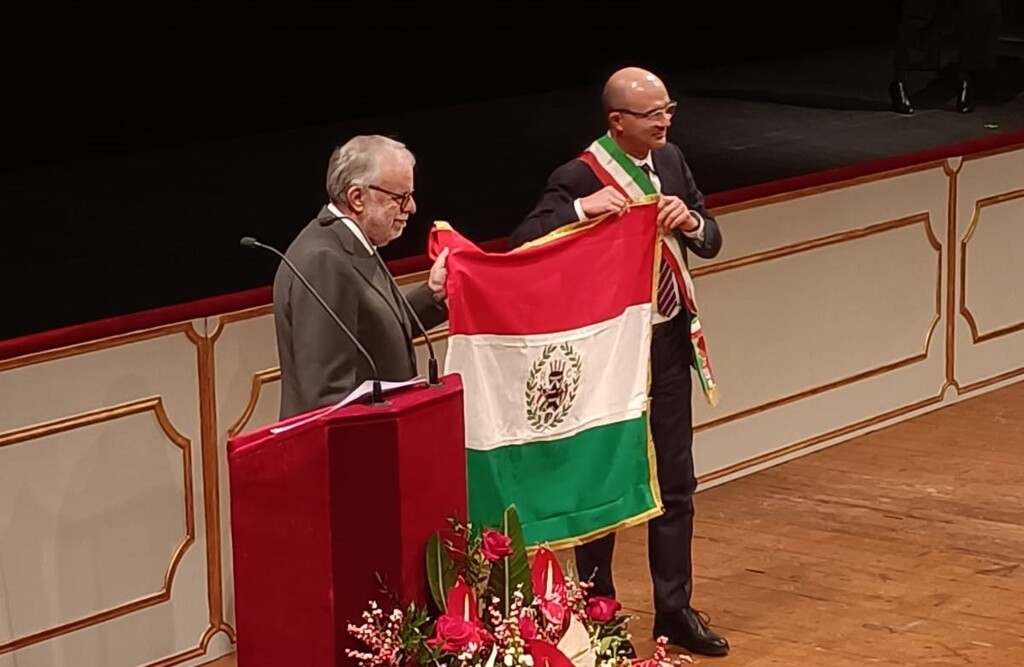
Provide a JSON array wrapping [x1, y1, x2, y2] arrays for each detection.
[[371, 251, 442, 387], [239, 236, 387, 406], [315, 214, 442, 387]]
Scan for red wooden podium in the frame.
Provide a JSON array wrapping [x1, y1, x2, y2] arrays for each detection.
[[227, 375, 466, 666]]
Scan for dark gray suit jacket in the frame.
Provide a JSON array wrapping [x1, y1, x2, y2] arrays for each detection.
[[272, 206, 448, 419], [510, 142, 721, 263]]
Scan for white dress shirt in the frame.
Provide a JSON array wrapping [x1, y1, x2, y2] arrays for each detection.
[[571, 151, 705, 240], [328, 202, 374, 255], [572, 151, 704, 324]]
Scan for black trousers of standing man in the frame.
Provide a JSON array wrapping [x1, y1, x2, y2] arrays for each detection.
[[891, 0, 1001, 113], [894, 0, 1001, 81], [575, 313, 696, 613]]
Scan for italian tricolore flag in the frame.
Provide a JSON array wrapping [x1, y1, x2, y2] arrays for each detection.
[[428, 202, 664, 547]]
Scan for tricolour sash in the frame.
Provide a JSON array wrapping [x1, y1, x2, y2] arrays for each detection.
[[580, 134, 719, 406]]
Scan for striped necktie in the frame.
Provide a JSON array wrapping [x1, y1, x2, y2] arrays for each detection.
[[640, 163, 680, 318]]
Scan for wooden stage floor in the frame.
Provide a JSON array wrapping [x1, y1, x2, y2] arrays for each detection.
[[207, 381, 1024, 666]]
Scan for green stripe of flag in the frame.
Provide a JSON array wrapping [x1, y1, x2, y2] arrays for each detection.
[[467, 415, 657, 545]]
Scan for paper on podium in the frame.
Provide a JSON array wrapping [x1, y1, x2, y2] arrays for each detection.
[[270, 377, 427, 434]]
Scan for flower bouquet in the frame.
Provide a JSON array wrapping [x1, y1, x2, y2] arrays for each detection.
[[346, 506, 691, 667]]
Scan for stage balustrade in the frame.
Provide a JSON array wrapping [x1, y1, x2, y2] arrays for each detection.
[[1, 141, 1023, 667]]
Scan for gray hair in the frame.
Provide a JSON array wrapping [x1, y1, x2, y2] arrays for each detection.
[[325, 135, 415, 206]]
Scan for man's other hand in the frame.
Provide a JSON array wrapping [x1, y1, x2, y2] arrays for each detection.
[[428, 246, 449, 300], [580, 185, 630, 219], [657, 195, 699, 235]]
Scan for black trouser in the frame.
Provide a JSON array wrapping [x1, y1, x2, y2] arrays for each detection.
[[894, 0, 1001, 81], [574, 315, 696, 612]]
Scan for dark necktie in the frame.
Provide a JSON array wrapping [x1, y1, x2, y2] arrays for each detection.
[[640, 163, 679, 318]]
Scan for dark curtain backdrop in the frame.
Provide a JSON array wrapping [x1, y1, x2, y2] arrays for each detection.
[[1, 2, 902, 338]]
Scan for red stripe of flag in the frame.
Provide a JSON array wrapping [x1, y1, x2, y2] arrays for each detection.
[[429, 203, 658, 336]]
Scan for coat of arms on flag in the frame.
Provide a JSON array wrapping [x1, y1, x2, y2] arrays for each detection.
[[428, 202, 669, 548], [526, 343, 583, 431]]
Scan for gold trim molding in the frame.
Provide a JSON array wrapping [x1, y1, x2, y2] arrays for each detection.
[[700, 394, 945, 485], [396, 269, 430, 286], [0, 397, 196, 655], [227, 368, 282, 438], [189, 272, 428, 333], [959, 188, 1024, 344], [139, 625, 233, 667], [419, 329, 449, 346], [942, 161, 960, 393], [959, 365, 1024, 395], [709, 160, 946, 216], [692, 212, 935, 278], [961, 140, 1024, 163], [214, 305, 274, 329], [225, 330, 446, 438], [694, 213, 942, 431], [185, 325, 237, 646], [0, 322, 194, 373]]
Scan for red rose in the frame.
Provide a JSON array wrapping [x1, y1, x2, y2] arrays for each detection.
[[481, 529, 513, 561], [585, 596, 621, 623], [427, 614, 487, 653]]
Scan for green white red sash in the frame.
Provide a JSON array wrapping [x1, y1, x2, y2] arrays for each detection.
[[580, 134, 719, 406]]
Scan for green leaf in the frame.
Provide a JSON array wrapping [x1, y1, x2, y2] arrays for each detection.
[[484, 505, 534, 614], [425, 532, 458, 612]]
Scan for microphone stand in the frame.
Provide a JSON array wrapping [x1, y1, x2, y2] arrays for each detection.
[[240, 236, 388, 407]]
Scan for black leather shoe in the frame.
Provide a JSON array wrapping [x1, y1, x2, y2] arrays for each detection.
[[956, 80, 974, 113], [889, 81, 914, 115], [653, 608, 729, 657]]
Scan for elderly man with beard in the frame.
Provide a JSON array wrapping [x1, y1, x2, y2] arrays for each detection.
[[272, 135, 450, 419]]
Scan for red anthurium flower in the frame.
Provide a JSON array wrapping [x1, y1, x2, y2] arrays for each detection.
[[529, 639, 575, 667], [540, 597, 567, 628], [531, 548, 566, 600], [445, 576, 479, 623]]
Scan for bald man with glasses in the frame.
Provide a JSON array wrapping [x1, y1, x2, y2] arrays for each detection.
[[510, 68, 727, 657]]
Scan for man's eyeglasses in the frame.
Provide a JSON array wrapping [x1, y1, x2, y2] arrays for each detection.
[[368, 185, 415, 210], [612, 101, 678, 121]]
